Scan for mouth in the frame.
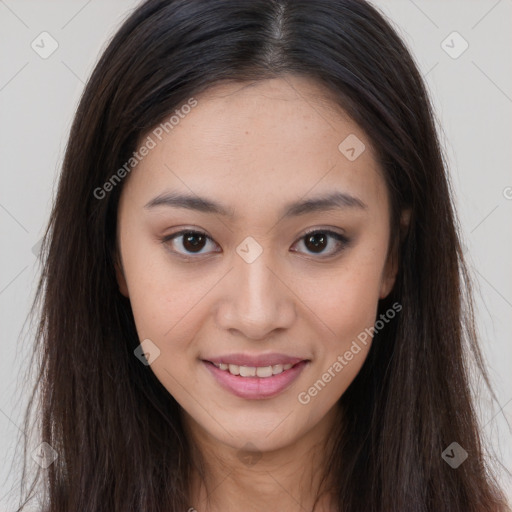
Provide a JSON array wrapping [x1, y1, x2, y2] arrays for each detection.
[[204, 360, 303, 378], [201, 358, 310, 399]]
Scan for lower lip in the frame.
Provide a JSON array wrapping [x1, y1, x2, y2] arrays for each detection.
[[202, 360, 309, 399]]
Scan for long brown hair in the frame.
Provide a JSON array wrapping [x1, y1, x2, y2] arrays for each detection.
[[13, 0, 510, 510]]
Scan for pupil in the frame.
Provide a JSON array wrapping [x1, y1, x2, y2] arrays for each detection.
[[305, 233, 326, 253], [183, 233, 205, 252]]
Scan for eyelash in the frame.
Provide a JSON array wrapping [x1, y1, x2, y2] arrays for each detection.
[[160, 228, 350, 260]]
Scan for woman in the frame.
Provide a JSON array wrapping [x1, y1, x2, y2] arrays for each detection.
[[15, 0, 510, 510]]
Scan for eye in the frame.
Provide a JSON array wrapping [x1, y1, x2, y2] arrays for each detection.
[[291, 229, 349, 258], [161, 228, 349, 260], [161, 230, 219, 258]]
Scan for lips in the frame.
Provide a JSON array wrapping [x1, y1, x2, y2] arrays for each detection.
[[202, 359, 309, 399]]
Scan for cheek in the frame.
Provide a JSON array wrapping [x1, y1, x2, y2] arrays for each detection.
[[128, 275, 207, 359], [119, 232, 198, 349], [125, 256, 207, 400], [295, 267, 382, 407], [304, 276, 378, 378], [304, 253, 386, 344]]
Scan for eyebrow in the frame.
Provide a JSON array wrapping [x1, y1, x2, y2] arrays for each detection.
[[144, 190, 367, 218]]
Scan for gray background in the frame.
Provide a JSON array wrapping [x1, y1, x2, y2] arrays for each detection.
[[1, 0, 510, 509]]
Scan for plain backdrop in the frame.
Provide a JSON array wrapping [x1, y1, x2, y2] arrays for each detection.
[[1, 0, 511, 509]]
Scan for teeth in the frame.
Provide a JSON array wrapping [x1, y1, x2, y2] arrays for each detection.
[[272, 364, 283, 375], [256, 366, 273, 377], [240, 365, 256, 377], [211, 362, 297, 377], [228, 364, 240, 375]]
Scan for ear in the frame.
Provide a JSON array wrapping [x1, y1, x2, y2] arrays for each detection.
[[114, 251, 129, 298], [379, 208, 411, 299]]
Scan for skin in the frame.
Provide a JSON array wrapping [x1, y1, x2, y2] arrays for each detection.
[[115, 75, 405, 512]]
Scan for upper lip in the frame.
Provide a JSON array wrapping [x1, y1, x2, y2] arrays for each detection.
[[203, 353, 308, 367]]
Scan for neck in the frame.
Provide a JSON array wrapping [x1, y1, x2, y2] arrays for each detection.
[[184, 405, 341, 512]]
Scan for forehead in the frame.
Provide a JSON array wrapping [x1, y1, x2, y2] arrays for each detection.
[[122, 75, 388, 218]]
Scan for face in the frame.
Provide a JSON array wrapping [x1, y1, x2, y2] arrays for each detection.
[[115, 75, 398, 453]]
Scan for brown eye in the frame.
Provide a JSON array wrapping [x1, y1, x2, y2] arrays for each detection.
[[181, 232, 207, 253], [304, 232, 328, 253], [292, 229, 349, 257], [162, 230, 218, 257], [162, 228, 349, 260]]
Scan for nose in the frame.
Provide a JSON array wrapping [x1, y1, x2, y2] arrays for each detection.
[[215, 248, 296, 340]]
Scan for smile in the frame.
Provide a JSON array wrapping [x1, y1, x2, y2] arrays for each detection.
[[203, 360, 309, 399], [211, 361, 294, 378]]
